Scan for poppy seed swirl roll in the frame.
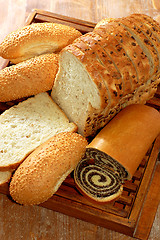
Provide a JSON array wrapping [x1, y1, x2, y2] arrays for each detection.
[[74, 148, 128, 202]]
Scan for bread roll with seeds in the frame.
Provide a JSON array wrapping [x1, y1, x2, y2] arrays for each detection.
[[0, 53, 58, 102], [9, 132, 87, 205], [0, 22, 82, 64], [51, 14, 160, 137]]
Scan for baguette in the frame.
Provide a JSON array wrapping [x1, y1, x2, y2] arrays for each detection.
[[51, 14, 160, 137], [0, 53, 58, 102], [74, 104, 160, 203], [0, 22, 82, 64], [9, 132, 87, 205], [0, 92, 77, 170]]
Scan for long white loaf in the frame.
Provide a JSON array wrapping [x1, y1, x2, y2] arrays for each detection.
[[51, 14, 160, 137]]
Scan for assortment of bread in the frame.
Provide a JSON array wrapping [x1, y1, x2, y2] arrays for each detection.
[[0, 15, 160, 205]]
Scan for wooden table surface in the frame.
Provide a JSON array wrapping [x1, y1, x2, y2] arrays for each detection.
[[0, 0, 160, 239]]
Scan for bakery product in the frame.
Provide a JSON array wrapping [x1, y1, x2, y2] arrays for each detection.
[[9, 132, 87, 205], [74, 104, 160, 203], [51, 14, 160, 137], [0, 171, 12, 186], [0, 53, 58, 102], [0, 92, 77, 170], [0, 22, 82, 64]]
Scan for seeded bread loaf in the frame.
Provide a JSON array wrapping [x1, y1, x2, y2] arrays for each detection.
[[0, 92, 77, 170], [0, 53, 58, 102], [9, 132, 87, 205], [0, 22, 82, 64], [51, 14, 160, 137]]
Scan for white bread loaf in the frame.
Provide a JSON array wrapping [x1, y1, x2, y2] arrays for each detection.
[[0, 92, 77, 170], [0, 53, 58, 102], [0, 22, 82, 64], [51, 14, 160, 137], [9, 132, 87, 205]]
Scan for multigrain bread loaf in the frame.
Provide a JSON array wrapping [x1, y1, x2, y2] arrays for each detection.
[[51, 14, 160, 137], [0, 92, 77, 170], [0, 22, 82, 64], [74, 104, 160, 203], [0, 53, 58, 102], [9, 132, 87, 205]]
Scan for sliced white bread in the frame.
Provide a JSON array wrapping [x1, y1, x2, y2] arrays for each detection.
[[0, 92, 77, 170], [51, 14, 160, 137]]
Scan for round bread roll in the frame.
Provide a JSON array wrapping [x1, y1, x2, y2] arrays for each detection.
[[9, 132, 87, 205], [0, 53, 58, 102], [0, 22, 82, 64]]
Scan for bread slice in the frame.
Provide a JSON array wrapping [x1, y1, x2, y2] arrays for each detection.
[[51, 14, 160, 137], [0, 171, 12, 185], [0, 22, 82, 64], [0, 92, 77, 170]]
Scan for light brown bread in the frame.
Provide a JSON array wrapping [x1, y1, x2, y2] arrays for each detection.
[[0, 22, 82, 64], [87, 104, 160, 179], [0, 53, 58, 102], [74, 104, 160, 203], [51, 14, 160, 137], [9, 132, 88, 205]]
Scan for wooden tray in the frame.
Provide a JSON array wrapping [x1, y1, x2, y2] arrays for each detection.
[[0, 9, 160, 240]]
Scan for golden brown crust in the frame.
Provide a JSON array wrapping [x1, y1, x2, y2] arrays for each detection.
[[64, 44, 109, 109], [9, 132, 88, 205], [0, 22, 82, 63], [88, 104, 160, 179], [94, 20, 150, 86], [0, 53, 59, 102]]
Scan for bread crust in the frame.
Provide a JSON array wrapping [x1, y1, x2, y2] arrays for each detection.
[[88, 104, 160, 179], [94, 20, 150, 85], [0, 53, 58, 102], [9, 132, 88, 205], [0, 22, 82, 63]]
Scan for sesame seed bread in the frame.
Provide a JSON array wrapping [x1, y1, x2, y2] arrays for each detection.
[[0, 92, 77, 170], [9, 132, 87, 205], [0, 22, 82, 64], [0, 53, 58, 102], [51, 14, 160, 137]]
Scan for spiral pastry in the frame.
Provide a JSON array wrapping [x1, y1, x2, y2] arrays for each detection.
[[74, 148, 128, 202]]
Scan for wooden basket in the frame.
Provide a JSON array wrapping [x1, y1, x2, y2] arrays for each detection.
[[0, 9, 160, 240]]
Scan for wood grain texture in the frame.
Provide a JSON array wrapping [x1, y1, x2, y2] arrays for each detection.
[[0, 1, 160, 240]]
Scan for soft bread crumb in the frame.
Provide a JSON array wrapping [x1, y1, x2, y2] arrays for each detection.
[[0, 171, 12, 185], [9, 132, 88, 205]]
